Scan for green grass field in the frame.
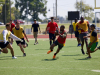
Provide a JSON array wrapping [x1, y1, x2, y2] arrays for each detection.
[[0, 39, 100, 75]]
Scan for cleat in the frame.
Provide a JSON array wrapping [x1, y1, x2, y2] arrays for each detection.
[[23, 53, 26, 57], [36, 42, 38, 44], [34, 43, 36, 45], [12, 56, 17, 59], [77, 43, 81, 46], [86, 56, 91, 58], [47, 50, 52, 54], [53, 55, 56, 59], [81, 49, 85, 54], [97, 46, 100, 50]]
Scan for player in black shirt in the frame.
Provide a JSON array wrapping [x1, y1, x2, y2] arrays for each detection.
[[31, 19, 41, 45]]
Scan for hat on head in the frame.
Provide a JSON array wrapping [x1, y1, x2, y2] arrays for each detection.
[[34, 19, 36, 21]]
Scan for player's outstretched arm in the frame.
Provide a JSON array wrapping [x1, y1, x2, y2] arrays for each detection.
[[23, 32, 29, 42], [10, 33, 23, 42]]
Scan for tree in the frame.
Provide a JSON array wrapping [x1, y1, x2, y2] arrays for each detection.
[[15, 0, 47, 21], [75, 0, 94, 21]]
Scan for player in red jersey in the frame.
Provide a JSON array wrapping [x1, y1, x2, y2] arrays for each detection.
[[9, 20, 15, 44], [45, 17, 59, 47], [47, 25, 67, 59], [9, 20, 15, 32]]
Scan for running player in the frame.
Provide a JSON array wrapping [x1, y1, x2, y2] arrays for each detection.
[[83, 24, 99, 58], [45, 17, 59, 47], [0, 23, 23, 59], [12, 21, 29, 56], [76, 16, 90, 54], [47, 25, 67, 59], [73, 18, 81, 46]]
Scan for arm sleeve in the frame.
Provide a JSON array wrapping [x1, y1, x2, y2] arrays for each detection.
[[92, 31, 97, 37], [2, 30, 8, 44], [9, 33, 22, 41], [22, 30, 25, 33]]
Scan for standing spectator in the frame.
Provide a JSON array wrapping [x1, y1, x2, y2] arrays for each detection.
[[73, 18, 81, 46], [31, 19, 41, 45], [45, 17, 59, 47], [77, 16, 90, 54]]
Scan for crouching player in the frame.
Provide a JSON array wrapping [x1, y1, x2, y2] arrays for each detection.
[[47, 25, 67, 59], [83, 24, 99, 58], [0, 23, 23, 59]]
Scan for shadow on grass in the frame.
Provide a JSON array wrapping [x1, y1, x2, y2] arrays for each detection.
[[0, 56, 12, 60], [42, 57, 59, 61], [64, 46, 78, 48], [76, 58, 91, 60], [62, 54, 81, 56]]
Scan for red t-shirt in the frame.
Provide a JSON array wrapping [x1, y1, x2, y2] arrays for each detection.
[[47, 22, 58, 34], [57, 30, 67, 44], [10, 23, 15, 32]]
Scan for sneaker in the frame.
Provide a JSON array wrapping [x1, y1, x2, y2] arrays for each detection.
[[47, 50, 52, 54], [87, 56, 91, 58], [81, 49, 85, 54], [12, 56, 17, 59], [97, 46, 100, 49], [36, 42, 38, 44], [34, 43, 36, 45], [77, 43, 81, 46], [23, 53, 26, 57]]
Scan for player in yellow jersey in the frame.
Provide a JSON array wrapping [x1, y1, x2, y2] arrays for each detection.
[[12, 21, 29, 57], [83, 24, 99, 58], [0, 23, 23, 59], [73, 18, 81, 46], [76, 16, 90, 54]]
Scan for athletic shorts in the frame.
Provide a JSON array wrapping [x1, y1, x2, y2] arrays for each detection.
[[33, 32, 38, 38], [79, 33, 88, 41], [54, 40, 63, 49], [88, 42, 98, 51], [75, 31, 79, 37], [49, 33, 56, 40], [16, 38, 26, 45], [0, 41, 9, 49]]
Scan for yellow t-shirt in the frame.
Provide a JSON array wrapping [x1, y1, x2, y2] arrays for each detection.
[[72, 22, 77, 31], [0, 30, 11, 41], [77, 20, 88, 34], [90, 30, 99, 42], [12, 27, 24, 39]]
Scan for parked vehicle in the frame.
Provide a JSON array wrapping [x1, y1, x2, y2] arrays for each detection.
[[14, 19, 25, 24], [0, 22, 4, 25]]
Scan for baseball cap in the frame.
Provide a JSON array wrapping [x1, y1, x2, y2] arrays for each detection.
[[34, 19, 36, 21]]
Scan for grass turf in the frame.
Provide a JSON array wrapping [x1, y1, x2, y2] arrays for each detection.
[[0, 39, 100, 75]]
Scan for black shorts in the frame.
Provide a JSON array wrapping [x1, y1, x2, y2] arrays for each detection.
[[16, 38, 26, 45], [49, 33, 56, 40], [75, 31, 79, 37], [0, 42, 9, 49], [54, 40, 63, 49]]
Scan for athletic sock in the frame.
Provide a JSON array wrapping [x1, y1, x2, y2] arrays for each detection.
[[50, 41, 52, 46]]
